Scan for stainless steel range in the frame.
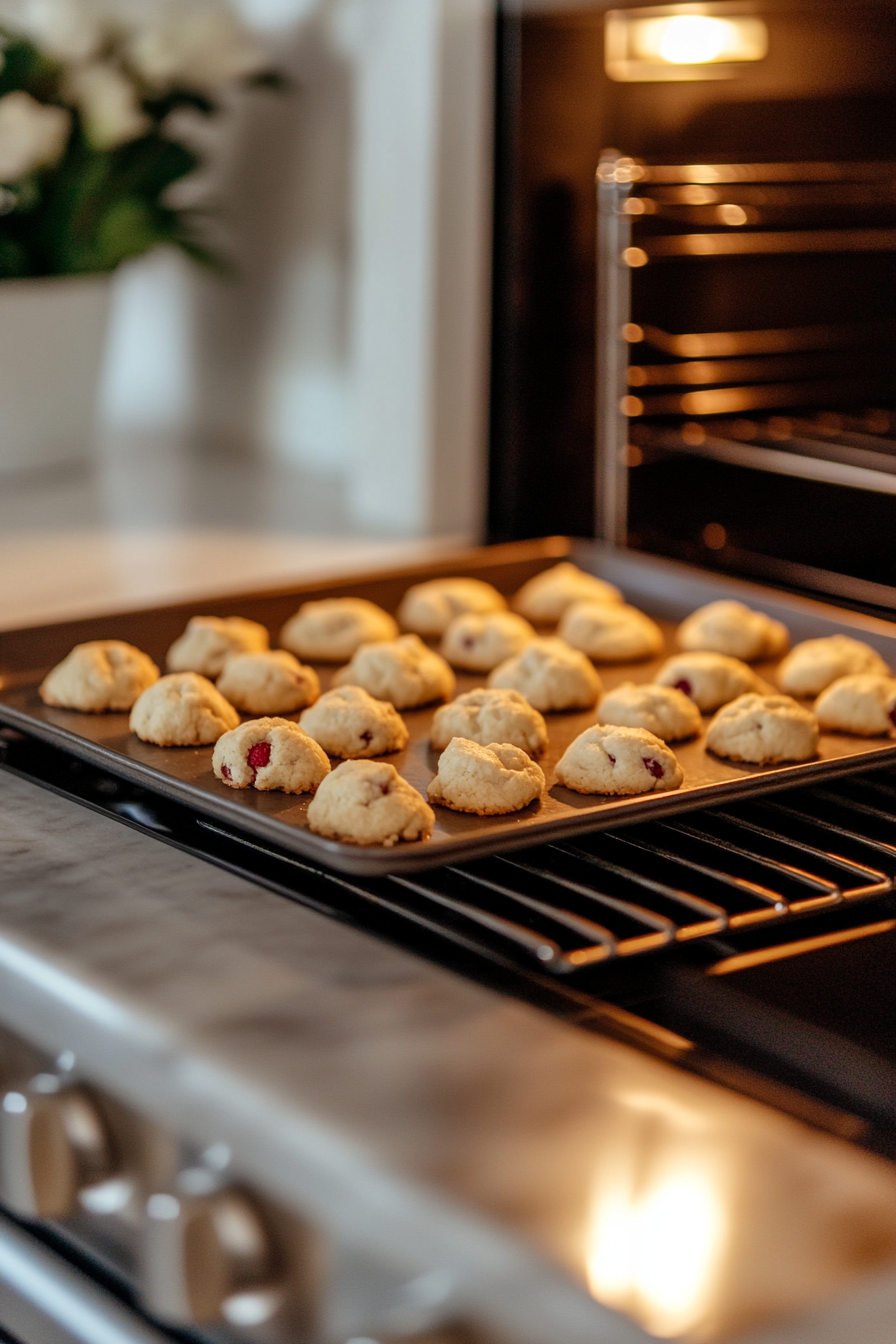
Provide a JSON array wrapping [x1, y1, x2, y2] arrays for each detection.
[[1, 544, 896, 1344]]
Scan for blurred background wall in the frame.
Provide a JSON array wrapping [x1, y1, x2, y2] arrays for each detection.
[[99, 0, 495, 538]]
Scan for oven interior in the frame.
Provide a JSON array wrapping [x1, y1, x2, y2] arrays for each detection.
[[489, 0, 896, 613]]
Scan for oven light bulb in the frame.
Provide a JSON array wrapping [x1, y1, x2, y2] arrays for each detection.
[[657, 15, 730, 63], [606, 8, 769, 80]]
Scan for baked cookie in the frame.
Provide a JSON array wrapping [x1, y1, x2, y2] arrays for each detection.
[[555, 725, 683, 796], [279, 598, 397, 663], [166, 616, 269, 678], [706, 693, 818, 764], [654, 651, 761, 712], [300, 685, 409, 758], [212, 717, 330, 794], [39, 640, 159, 712], [558, 602, 664, 663], [512, 561, 622, 624], [488, 637, 602, 712], [307, 760, 434, 847], [130, 672, 240, 746], [815, 674, 896, 736], [777, 635, 890, 698], [430, 688, 548, 756], [334, 634, 455, 709], [398, 577, 506, 636], [216, 650, 319, 716], [597, 681, 702, 742], [427, 737, 545, 815], [677, 600, 789, 662], [440, 611, 535, 672]]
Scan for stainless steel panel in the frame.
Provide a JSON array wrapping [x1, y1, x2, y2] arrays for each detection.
[[0, 1212, 169, 1344]]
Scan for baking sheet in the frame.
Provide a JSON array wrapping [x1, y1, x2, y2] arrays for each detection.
[[3, 538, 896, 876]]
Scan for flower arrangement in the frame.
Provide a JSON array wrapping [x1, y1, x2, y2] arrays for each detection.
[[0, 0, 278, 278]]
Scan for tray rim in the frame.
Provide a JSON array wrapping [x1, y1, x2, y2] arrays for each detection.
[[4, 537, 896, 877]]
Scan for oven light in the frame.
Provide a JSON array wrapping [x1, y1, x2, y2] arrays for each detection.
[[606, 7, 769, 81]]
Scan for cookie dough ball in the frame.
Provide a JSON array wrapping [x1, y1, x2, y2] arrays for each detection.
[[678, 600, 789, 662], [280, 598, 398, 663], [512, 562, 623, 624], [300, 685, 409, 758], [488, 637, 602, 712], [706, 693, 818, 764], [166, 616, 269, 678], [334, 634, 455, 709], [39, 640, 159, 712], [558, 602, 664, 663], [427, 737, 545, 815], [778, 635, 890, 698], [398, 577, 506, 636], [655, 651, 761, 712], [212, 717, 330, 794], [815, 674, 896, 737], [441, 611, 535, 672], [216, 650, 319, 716], [431, 688, 548, 756], [598, 681, 702, 742], [307, 760, 434, 847], [556, 725, 683, 796], [130, 672, 239, 746]]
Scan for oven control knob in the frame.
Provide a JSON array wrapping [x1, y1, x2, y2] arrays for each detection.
[[143, 1188, 281, 1325], [0, 1084, 114, 1218]]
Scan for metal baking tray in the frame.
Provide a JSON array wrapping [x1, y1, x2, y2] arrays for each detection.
[[3, 538, 896, 876]]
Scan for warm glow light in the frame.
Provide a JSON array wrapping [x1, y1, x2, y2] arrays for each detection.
[[586, 1157, 727, 1337], [606, 8, 769, 81], [636, 1172, 725, 1332], [641, 15, 730, 63]]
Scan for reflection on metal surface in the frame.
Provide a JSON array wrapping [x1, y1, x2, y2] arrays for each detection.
[[631, 378, 887, 417], [627, 349, 881, 388], [606, 7, 767, 81], [648, 183, 896, 207], [639, 229, 896, 259], [638, 161, 892, 185], [587, 1157, 727, 1337], [585, 1089, 729, 1339], [578, 1076, 896, 1340], [649, 429, 896, 495], [708, 920, 896, 976], [638, 321, 890, 358]]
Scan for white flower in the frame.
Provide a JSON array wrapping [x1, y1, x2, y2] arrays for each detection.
[[0, 91, 70, 181], [126, 1, 266, 93], [65, 62, 150, 149], [17, 0, 104, 63]]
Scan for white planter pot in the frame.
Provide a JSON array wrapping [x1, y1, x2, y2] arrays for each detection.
[[0, 273, 112, 477]]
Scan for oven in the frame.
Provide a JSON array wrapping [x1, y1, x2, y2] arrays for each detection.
[[489, 0, 896, 613], [2, 541, 896, 1344]]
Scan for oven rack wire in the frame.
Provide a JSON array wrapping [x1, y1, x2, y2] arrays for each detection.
[[4, 726, 896, 985]]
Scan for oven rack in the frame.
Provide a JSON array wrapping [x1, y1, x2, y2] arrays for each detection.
[[3, 726, 895, 985], [6, 727, 896, 1153], [595, 153, 896, 549]]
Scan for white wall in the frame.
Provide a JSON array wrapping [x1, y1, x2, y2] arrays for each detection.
[[100, 0, 495, 538]]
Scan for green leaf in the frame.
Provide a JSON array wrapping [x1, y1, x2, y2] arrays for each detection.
[[0, 29, 61, 100], [142, 89, 219, 119], [92, 197, 169, 269], [0, 234, 29, 277]]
